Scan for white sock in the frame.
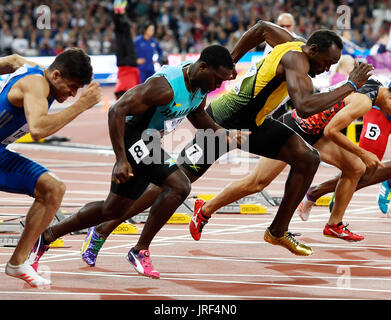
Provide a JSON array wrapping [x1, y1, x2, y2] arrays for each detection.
[[5, 260, 51, 288]]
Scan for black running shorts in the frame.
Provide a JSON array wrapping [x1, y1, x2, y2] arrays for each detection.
[[110, 126, 179, 199], [279, 111, 324, 146], [179, 115, 295, 178]]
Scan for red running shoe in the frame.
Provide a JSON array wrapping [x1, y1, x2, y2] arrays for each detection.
[[323, 222, 364, 241], [189, 199, 210, 241]]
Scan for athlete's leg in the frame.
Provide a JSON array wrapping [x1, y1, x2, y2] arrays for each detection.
[[308, 107, 391, 203], [308, 160, 391, 201], [43, 192, 135, 243], [268, 133, 320, 237], [133, 168, 191, 251], [314, 137, 366, 225], [202, 158, 287, 216], [9, 171, 65, 265]]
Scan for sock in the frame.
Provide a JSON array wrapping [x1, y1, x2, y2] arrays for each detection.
[[5, 260, 51, 287]]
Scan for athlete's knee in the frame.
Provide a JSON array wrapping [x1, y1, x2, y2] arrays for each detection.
[[166, 176, 191, 202], [36, 175, 66, 205], [101, 200, 127, 220], [343, 160, 366, 179], [294, 146, 320, 173], [46, 179, 66, 204]]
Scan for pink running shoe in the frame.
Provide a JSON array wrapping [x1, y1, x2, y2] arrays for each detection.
[[127, 248, 160, 279]]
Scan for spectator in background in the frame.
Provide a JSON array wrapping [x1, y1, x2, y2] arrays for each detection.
[[0, 23, 13, 55], [87, 33, 102, 55], [11, 28, 28, 56], [0, 0, 390, 61], [113, 0, 141, 99], [330, 54, 355, 86], [264, 12, 297, 55], [134, 22, 162, 83]]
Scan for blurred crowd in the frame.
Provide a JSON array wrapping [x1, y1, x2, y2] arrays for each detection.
[[0, 0, 391, 59]]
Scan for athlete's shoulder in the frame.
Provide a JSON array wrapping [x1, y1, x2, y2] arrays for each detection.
[[138, 75, 174, 106], [15, 70, 49, 96]]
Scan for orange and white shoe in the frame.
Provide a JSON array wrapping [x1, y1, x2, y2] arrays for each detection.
[[5, 260, 51, 288]]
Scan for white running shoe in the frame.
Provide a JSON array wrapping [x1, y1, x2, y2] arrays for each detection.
[[5, 260, 51, 288], [297, 196, 315, 221]]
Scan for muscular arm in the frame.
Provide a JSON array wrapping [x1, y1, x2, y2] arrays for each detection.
[[323, 93, 380, 166], [231, 20, 296, 63], [186, 99, 222, 131], [283, 52, 359, 118], [18, 76, 101, 141], [0, 54, 42, 75], [108, 76, 173, 162]]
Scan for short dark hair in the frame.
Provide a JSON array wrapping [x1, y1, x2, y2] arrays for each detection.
[[48, 48, 93, 85], [307, 30, 343, 51], [199, 45, 234, 70]]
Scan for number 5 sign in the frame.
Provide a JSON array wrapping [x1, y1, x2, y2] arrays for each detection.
[[364, 123, 381, 141]]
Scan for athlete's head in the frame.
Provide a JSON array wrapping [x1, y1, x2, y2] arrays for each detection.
[[306, 30, 343, 77], [193, 45, 234, 94], [46, 48, 93, 102]]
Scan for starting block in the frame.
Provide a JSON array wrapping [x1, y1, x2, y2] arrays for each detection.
[[129, 199, 194, 225], [15, 133, 45, 143], [197, 194, 216, 202], [49, 237, 66, 248], [112, 222, 139, 234], [239, 204, 268, 214], [167, 213, 192, 224], [0, 235, 20, 247], [315, 195, 332, 206]]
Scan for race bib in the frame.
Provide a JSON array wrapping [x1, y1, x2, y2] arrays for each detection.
[[233, 63, 257, 95], [164, 117, 184, 134], [364, 123, 381, 141], [1, 123, 29, 144], [129, 139, 149, 164], [185, 143, 203, 164]]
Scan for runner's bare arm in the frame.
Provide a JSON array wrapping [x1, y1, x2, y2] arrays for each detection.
[[19, 77, 102, 141], [186, 99, 222, 131], [0, 54, 43, 74], [324, 93, 383, 168], [108, 76, 173, 162], [231, 20, 296, 63], [283, 52, 373, 118]]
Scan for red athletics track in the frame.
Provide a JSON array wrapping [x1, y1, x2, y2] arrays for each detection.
[[1, 87, 391, 301]]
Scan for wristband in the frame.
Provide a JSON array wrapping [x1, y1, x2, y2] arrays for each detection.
[[347, 80, 358, 92]]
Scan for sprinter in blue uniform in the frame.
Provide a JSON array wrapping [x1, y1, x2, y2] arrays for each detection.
[[35, 45, 238, 279], [2, 49, 102, 287]]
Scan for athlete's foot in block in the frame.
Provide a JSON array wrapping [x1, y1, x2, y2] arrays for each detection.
[[5, 260, 51, 288]]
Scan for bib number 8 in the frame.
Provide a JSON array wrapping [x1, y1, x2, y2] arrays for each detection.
[[129, 139, 149, 164]]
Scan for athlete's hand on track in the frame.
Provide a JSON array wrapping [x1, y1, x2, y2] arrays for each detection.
[[348, 62, 374, 90], [112, 159, 134, 184], [78, 82, 103, 110], [360, 149, 385, 169]]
